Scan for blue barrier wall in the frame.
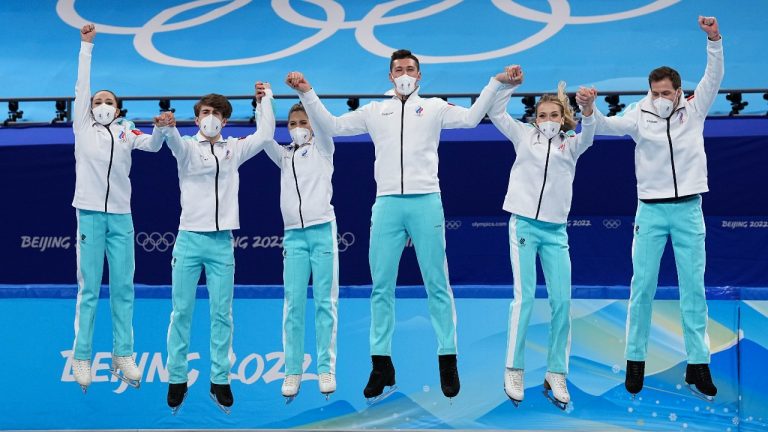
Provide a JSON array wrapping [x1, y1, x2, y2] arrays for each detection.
[[1, 120, 767, 287]]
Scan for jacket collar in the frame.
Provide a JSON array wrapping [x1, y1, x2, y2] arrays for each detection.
[[640, 90, 690, 117], [196, 131, 226, 145]]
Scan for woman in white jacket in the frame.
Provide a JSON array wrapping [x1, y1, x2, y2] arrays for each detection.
[[70, 24, 167, 393], [488, 66, 597, 409], [264, 99, 339, 403]]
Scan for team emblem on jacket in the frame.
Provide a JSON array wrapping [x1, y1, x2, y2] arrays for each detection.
[[225, 149, 232, 160], [118, 131, 127, 142], [415, 106, 424, 117], [301, 148, 309, 157]]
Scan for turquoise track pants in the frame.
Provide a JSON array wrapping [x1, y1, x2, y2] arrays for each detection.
[[282, 221, 339, 375], [625, 196, 710, 364], [73, 209, 135, 359], [505, 214, 571, 374], [369, 193, 457, 356], [167, 230, 235, 385]]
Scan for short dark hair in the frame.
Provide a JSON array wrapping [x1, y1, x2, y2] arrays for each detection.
[[288, 103, 306, 119], [91, 89, 121, 109], [390, 49, 420, 72], [194, 93, 233, 119], [648, 66, 681, 90]]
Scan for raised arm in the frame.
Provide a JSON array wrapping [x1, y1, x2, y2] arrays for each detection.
[[440, 76, 505, 129], [689, 16, 724, 116], [571, 87, 598, 157], [286, 71, 369, 137], [486, 65, 528, 150], [73, 24, 96, 132], [592, 100, 639, 138], [236, 81, 276, 165], [158, 112, 189, 164]]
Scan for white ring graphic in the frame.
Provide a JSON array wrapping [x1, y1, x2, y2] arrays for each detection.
[[56, 0, 679, 66]]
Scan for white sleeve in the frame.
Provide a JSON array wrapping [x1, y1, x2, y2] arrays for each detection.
[[73, 42, 94, 133], [593, 104, 638, 138], [487, 84, 527, 152], [298, 89, 369, 137], [573, 113, 596, 158], [236, 89, 276, 165], [163, 127, 189, 164], [440, 77, 504, 129], [313, 133, 335, 158], [264, 139, 282, 167], [689, 38, 724, 117], [126, 123, 164, 152]]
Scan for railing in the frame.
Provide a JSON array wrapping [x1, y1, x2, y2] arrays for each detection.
[[1, 89, 766, 127]]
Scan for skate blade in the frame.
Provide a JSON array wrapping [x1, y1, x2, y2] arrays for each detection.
[[542, 389, 568, 411], [685, 384, 715, 403], [284, 393, 299, 405], [79, 384, 88, 394], [209, 392, 232, 415], [321, 391, 334, 401], [365, 385, 398, 406], [169, 392, 188, 416], [110, 368, 141, 389], [505, 394, 522, 408]]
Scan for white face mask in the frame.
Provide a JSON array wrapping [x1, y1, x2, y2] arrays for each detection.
[[289, 127, 311, 145], [537, 121, 561, 140], [393, 74, 418, 96], [653, 96, 675, 118], [92, 104, 116, 125], [199, 114, 222, 138]]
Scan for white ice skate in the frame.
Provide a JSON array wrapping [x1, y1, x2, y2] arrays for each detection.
[[73, 359, 91, 393], [543, 372, 570, 410], [110, 355, 141, 389], [319, 373, 336, 400], [282, 374, 301, 404], [504, 368, 524, 407]]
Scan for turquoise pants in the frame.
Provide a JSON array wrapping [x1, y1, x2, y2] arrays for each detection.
[[505, 214, 571, 374], [369, 193, 457, 356], [167, 230, 235, 385], [73, 209, 135, 359], [282, 221, 339, 375], [626, 196, 710, 364]]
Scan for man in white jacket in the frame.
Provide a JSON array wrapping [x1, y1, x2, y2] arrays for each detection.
[[286, 49, 506, 401], [161, 85, 275, 414], [592, 16, 723, 400]]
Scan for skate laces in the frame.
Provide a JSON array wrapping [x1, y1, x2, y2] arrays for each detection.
[[284, 374, 301, 386], [506, 369, 523, 388], [73, 359, 90, 373], [114, 355, 137, 369], [693, 364, 712, 383], [548, 373, 567, 392], [320, 373, 334, 384], [629, 362, 643, 376]]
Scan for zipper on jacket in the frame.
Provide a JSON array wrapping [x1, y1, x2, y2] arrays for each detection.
[[665, 116, 679, 198], [291, 146, 305, 228], [534, 138, 553, 220], [103, 125, 115, 212], [641, 108, 683, 198], [399, 97, 407, 194], [210, 143, 220, 231]]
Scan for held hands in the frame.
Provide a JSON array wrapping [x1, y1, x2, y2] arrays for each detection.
[[285, 71, 312, 93], [81, 24, 96, 43], [255, 81, 270, 103], [495, 65, 524, 86], [154, 111, 176, 128], [698, 16, 720, 40], [575, 87, 597, 116]]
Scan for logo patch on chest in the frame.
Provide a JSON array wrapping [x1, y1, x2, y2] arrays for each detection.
[[415, 106, 424, 116]]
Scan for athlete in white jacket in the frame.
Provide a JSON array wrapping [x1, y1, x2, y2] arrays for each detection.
[[489, 66, 597, 409], [286, 49, 506, 401], [70, 24, 166, 393], [263, 102, 339, 402], [592, 16, 723, 401], [162, 85, 275, 414]]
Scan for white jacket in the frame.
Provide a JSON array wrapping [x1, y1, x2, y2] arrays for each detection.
[[72, 41, 163, 214], [593, 38, 724, 200], [489, 86, 596, 224], [264, 134, 336, 230], [163, 90, 275, 232], [297, 77, 505, 196]]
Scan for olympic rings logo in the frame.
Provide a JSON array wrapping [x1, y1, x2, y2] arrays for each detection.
[[336, 232, 355, 252], [445, 220, 462, 230], [136, 232, 176, 252], [56, 0, 679, 67], [602, 219, 621, 229]]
